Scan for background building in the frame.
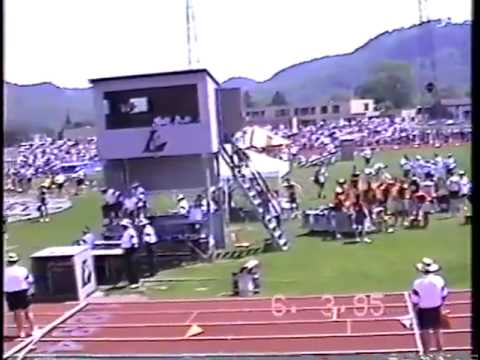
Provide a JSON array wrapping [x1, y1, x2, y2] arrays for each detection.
[[244, 98, 378, 127]]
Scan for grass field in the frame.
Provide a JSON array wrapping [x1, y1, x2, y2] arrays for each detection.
[[4, 144, 471, 298]]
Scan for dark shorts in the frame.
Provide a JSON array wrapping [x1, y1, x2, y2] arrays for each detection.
[[76, 178, 85, 187], [417, 306, 441, 330], [6, 289, 31, 312]]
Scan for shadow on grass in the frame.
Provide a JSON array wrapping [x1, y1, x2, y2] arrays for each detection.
[[296, 230, 336, 240]]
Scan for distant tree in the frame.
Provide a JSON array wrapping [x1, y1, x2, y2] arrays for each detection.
[[65, 112, 73, 128], [243, 91, 255, 108], [269, 91, 288, 106], [4, 128, 30, 147], [57, 128, 65, 140], [354, 61, 416, 109], [329, 92, 351, 102]]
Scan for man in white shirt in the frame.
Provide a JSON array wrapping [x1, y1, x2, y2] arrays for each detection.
[[236, 268, 254, 297], [123, 194, 138, 221], [54, 173, 66, 197], [4, 253, 36, 338], [119, 219, 140, 288], [139, 218, 158, 277], [458, 170, 471, 214], [80, 227, 96, 249], [446, 173, 462, 217], [101, 188, 117, 224], [176, 195, 190, 216], [410, 258, 448, 356]]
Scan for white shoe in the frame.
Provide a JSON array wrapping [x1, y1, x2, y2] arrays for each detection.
[[129, 284, 140, 289], [355, 237, 361, 242], [363, 238, 372, 244]]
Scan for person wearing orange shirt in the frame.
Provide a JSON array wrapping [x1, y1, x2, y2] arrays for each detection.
[[390, 181, 409, 230]]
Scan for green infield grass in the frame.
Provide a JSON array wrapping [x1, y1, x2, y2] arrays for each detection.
[[4, 144, 471, 298]]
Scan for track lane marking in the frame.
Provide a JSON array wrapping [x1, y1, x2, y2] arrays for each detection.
[[404, 291, 424, 356]]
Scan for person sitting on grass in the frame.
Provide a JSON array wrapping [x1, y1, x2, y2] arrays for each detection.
[[410, 258, 448, 358], [4, 252, 37, 339]]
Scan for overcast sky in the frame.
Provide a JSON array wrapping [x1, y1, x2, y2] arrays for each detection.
[[4, 0, 471, 88]]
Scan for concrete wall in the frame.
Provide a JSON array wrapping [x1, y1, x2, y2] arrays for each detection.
[[350, 99, 375, 114], [216, 88, 245, 140], [93, 71, 219, 160], [104, 154, 220, 191]]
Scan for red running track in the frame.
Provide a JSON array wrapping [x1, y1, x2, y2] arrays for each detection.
[[3, 290, 472, 358]]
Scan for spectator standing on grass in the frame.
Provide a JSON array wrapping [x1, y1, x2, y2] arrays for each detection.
[[410, 258, 448, 357], [458, 170, 471, 214], [446, 172, 462, 218], [282, 178, 302, 219], [4, 253, 37, 338], [54, 172, 66, 197], [119, 219, 140, 289], [37, 185, 50, 223], [139, 218, 158, 277]]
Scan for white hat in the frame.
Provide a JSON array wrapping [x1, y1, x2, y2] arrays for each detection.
[[176, 194, 185, 201], [7, 252, 19, 263], [120, 219, 132, 227], [416, 257, 441, 273], [138, 218, 150, 226]]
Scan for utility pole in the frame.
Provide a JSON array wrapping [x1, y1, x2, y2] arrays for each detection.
[[418, 0, 430, 23], [186, 0, 200, 68]]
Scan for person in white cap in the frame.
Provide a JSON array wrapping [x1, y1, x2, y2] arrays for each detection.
[[410, 257, 448, 356], [80, 226, 96, 249], [119, 219, 140, 288], [4, 252, 36, 338], [139, 218, 158, 277], [176, 194, 190, 216]]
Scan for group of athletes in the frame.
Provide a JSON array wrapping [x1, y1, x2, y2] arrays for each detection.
[[287, 148, 473, 242]]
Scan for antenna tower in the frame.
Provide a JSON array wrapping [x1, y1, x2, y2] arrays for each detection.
[[418, 0, 430, 23], [186, 0, 200, 68]]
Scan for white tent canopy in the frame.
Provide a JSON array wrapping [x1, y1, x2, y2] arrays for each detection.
[[236, 126, 291, 149], [220, 146, 290, 180]]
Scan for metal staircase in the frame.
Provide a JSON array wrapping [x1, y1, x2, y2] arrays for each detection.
[[220, 142, 290, 251]]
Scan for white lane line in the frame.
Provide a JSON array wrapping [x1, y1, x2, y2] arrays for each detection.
[[186, 311, 198, 324], [404, 291, 424, 356]]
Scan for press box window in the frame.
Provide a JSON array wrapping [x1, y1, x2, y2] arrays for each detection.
[[104, 84, 200, 130], [120, 97, 150, 114], [332, 105, 340, 114]]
